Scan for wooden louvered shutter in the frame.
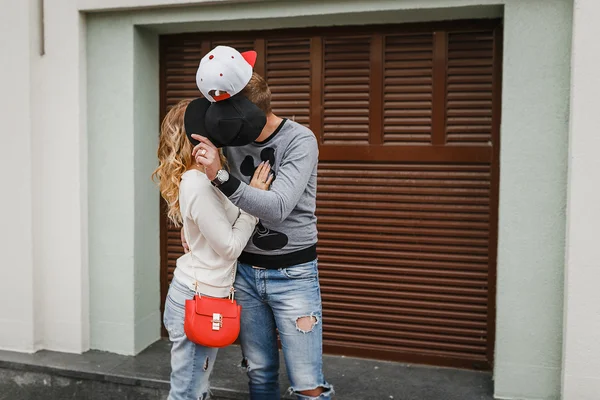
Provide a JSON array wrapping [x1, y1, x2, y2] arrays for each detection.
[[265, 37, 312, 126], [383, 33, 434, 144], [322, 35, 371, 144], [211, 39, 255, 54], [316, 162, 492, 365], [159, 20, 502, 369], [314, 23, 500, 370], [446, 31, 495, 144]]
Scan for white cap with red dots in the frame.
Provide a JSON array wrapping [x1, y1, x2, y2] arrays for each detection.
[[196, 45, 258, 103]]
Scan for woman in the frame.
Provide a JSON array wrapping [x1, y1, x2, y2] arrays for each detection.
[[152, 99, 272, 400]]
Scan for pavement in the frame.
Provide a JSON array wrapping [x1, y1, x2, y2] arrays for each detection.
[[0, 339, 494, 399]]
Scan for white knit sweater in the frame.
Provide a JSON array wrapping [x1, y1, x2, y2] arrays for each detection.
[[174, 169, 258, 297]]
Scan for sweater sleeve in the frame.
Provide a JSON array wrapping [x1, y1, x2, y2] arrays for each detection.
[[187, 181, 258, 261], [218, 133, 318, 223]]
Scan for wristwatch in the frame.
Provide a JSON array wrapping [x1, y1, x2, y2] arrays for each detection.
[[211, 169, 230, 187]]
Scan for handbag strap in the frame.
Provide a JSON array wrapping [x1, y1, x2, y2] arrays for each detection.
[[182, 216, 237, 300]]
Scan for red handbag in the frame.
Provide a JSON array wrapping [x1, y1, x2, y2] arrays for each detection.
[[181, 225, 242, 348], [184, 290, 241, 348]]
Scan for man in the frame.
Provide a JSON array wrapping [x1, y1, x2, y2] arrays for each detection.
[[185, 46, 333, 400]]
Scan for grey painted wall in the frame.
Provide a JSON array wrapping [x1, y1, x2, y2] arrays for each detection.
[[88, 15, 161, 355]]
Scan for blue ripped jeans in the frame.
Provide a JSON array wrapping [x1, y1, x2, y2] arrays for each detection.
[[163, 277, 218, 400], [235, 260, 334, 400]]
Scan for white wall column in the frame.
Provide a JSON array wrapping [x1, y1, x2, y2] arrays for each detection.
[[31, 0, 90, 354], [0, 0, 36, 353], [0, 0, 89, 355], [0, 0, 89, 352], [562, 0, 600, 398]]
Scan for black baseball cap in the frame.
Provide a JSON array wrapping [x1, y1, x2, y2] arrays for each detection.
[[183, 94, 266, 148]]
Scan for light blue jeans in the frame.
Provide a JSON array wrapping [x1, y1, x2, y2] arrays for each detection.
[[235, 260, 334, 400], [163, 277, 218, 400]]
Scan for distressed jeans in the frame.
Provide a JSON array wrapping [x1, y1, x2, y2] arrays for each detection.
[[163, 277, 218, 400], [235, 260, 334, 400]]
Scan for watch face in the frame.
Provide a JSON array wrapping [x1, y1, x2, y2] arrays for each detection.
[[217, 169, 230, 183]]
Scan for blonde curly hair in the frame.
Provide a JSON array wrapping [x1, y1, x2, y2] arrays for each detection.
[[152, 99, 226, 227]]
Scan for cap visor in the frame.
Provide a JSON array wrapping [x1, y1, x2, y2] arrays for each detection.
[[213, 92, 231, 102], [183, 97, 211, 145]]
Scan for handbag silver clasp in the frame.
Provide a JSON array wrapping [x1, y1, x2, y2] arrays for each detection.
[[212, 313, 222, 331]]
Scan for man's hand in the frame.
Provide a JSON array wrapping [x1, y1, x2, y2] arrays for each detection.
[[191, 135, 222, 181], [180, 228, 190, 254]]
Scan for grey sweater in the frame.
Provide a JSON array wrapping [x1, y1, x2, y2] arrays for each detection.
[[219, 119, 318, 268]]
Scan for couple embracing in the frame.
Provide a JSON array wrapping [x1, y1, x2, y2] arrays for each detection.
[[153, 45, 334, 400]]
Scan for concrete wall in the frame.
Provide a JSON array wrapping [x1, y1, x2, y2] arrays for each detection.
[[494, 1, 573, 398], [87, 15, 161, 355], [561, 0, 600, 399], [133, 27, 161, 355], [87, 14, 137, 354]]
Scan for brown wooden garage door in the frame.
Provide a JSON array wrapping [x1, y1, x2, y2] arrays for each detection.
[[159, 19, 502, 370]]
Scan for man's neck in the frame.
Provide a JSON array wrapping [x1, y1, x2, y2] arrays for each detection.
[[255, 113, 283, 143]]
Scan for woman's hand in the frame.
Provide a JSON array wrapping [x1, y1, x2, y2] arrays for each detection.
[[191, 134, 221, 181], [250, 162, 274, 191]]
